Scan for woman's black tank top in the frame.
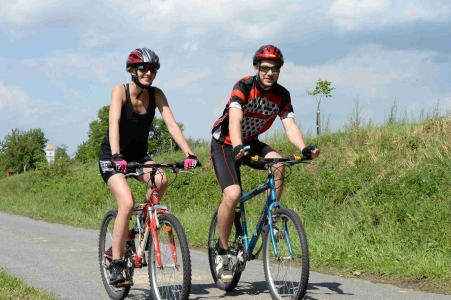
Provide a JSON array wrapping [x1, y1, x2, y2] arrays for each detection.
[[100, 84, 156, 158]]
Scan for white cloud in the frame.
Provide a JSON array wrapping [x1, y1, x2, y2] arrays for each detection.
[[1, 0, 62, 25], [182, 43, 199, 52], [0, 81, 96, 154], [112, 0, 300, 38], [162, 70, 212, 89], [21, 51, 125, 86], [328, 0, 451, 30], [281, 45, 439, 99], [0, 0, 93, 27], [0, 81, 37, 118]]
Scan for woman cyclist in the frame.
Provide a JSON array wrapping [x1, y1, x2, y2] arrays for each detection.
[[98, 47, 200, 285]]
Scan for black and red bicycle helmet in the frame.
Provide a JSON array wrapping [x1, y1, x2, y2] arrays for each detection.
[[126, 48, 160, 70], [252, 45, 284, 67]]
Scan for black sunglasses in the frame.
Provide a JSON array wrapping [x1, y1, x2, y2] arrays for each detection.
[[258, 65, 281, 74], [137, 65, 157, 73]]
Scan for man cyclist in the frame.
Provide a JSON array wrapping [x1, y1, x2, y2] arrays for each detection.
[[210, 45, 319, 281]]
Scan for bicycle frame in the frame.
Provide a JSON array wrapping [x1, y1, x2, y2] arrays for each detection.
[[126, 166, 178, 270], [237, 167, 284, 261]]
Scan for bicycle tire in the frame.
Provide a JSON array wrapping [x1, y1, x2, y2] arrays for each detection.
[[98, 210, 131, 300], [148, 213, 192, 300], [263, 208, 309, 300], [207, 209, 243, 291]]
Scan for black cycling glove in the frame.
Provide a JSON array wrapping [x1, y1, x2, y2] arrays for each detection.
[[301, 144, 318, 159]]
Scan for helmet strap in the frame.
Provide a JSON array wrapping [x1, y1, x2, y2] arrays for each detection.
[[255, 62, 262, 84], [131, 70, 152, 99]]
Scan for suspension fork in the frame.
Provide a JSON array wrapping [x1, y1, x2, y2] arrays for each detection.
[[150, 208, 163, 268], [165, 222, 179, 268]]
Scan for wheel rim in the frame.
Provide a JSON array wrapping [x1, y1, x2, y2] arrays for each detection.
[[265, 215, 305, 299], [150, 220, 185, 299], [100, 214, 126, 294]]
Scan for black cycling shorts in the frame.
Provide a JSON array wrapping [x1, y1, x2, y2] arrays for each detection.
[[98, 149, 152, 184], [210, 138, 275, 191]]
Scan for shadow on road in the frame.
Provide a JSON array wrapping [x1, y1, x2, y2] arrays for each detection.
[[305, 281, 354, 299], [115, 280, 354, 299]]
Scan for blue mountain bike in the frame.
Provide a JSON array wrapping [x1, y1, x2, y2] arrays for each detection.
[[208, 148, 311, 299]]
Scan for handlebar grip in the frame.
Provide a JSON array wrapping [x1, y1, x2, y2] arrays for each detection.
[[243, 145, 251, 152], [250, 155, 259, 163], [292, 155, 302, 161]]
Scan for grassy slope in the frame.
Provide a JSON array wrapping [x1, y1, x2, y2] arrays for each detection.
[[0, 269, 58, 300], [1, 118, 450, 293]]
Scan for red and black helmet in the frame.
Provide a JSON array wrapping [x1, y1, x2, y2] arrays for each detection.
[[126, 48, 160, 70], [252, 45, 284, 67]]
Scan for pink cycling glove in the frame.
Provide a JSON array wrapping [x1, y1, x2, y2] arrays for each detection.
[[184, 154, 200, 169], [112, 153, 128, 173]]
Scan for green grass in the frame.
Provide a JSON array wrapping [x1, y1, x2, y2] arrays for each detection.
[[0, 269, 58, 300], [1, 118, 451, 294]]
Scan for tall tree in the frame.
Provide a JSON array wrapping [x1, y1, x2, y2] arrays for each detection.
[[148, 117, 183, 155], [55, 144, 70, 162], [0, 128, 48, 173], [74, 106, 110, 163], [306, 79, 335, 136]]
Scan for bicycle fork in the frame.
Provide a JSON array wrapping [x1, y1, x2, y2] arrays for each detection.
[[147, 206, 180, 270]]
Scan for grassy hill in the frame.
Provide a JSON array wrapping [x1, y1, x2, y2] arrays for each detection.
[[1, 118, 450, 293]]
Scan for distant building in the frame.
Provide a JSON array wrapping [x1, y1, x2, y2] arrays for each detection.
[[46, 143, 55, 164], [6, 169, 14, 177]]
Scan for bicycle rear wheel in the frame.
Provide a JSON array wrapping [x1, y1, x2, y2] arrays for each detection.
[[262, 208, 309, 300], [98, 210, 131, 300], [207, 209, 243, 291], [148, 213, 191, 300]]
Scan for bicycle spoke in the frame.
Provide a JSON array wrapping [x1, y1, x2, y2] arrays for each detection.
[[263, 208, 309, 300], [148, 214, 191, 300]]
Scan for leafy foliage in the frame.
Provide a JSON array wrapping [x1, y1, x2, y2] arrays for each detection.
[[0, 128, 48, 173], [148, 117, 184, 155], [75, 106, 109, 163]]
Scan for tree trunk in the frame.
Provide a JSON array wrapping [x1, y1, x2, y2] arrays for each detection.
[[316, 105, 321, 136]]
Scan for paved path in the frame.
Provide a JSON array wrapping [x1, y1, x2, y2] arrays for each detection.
[[0, 212, 449, 300]]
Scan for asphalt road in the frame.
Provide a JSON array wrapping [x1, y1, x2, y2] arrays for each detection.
[[0, 212, 449, 300]]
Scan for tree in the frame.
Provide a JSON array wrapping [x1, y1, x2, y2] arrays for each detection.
[[74, 106, 109, 163], [55, 144, 70, 162], [148, 117, 184, 155], [306, 79, 335, 136], [0, 128, 48, 173]]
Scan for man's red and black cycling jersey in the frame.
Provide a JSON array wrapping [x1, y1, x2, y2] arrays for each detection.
[[212, 75, 295, 145]]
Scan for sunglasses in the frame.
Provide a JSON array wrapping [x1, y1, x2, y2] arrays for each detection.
[[258, 65, 281, 74], [137, 65, 158, 73]]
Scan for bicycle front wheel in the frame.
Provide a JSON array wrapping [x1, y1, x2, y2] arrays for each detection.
[[263, 208, 309, 300], [148, 213, 191, 300], [98, 210, 131, 300]]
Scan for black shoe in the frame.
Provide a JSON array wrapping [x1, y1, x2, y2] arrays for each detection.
[[109, 259, 126, 285]]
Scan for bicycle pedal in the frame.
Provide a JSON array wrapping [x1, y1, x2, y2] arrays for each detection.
[[115, 281, 131, 288]]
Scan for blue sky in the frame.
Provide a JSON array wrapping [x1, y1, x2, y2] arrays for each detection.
[[1, 0, 450, 156]]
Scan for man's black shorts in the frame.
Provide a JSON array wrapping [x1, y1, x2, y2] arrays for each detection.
[[210, 138, 275, 191]]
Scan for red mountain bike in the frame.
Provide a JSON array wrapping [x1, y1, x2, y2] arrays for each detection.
[[99, 161, 192, 300]]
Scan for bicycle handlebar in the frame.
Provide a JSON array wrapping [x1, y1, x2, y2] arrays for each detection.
[[240, 145, 312, 165], [240, 155, 312, 165], [106, 161, 186, 176]]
